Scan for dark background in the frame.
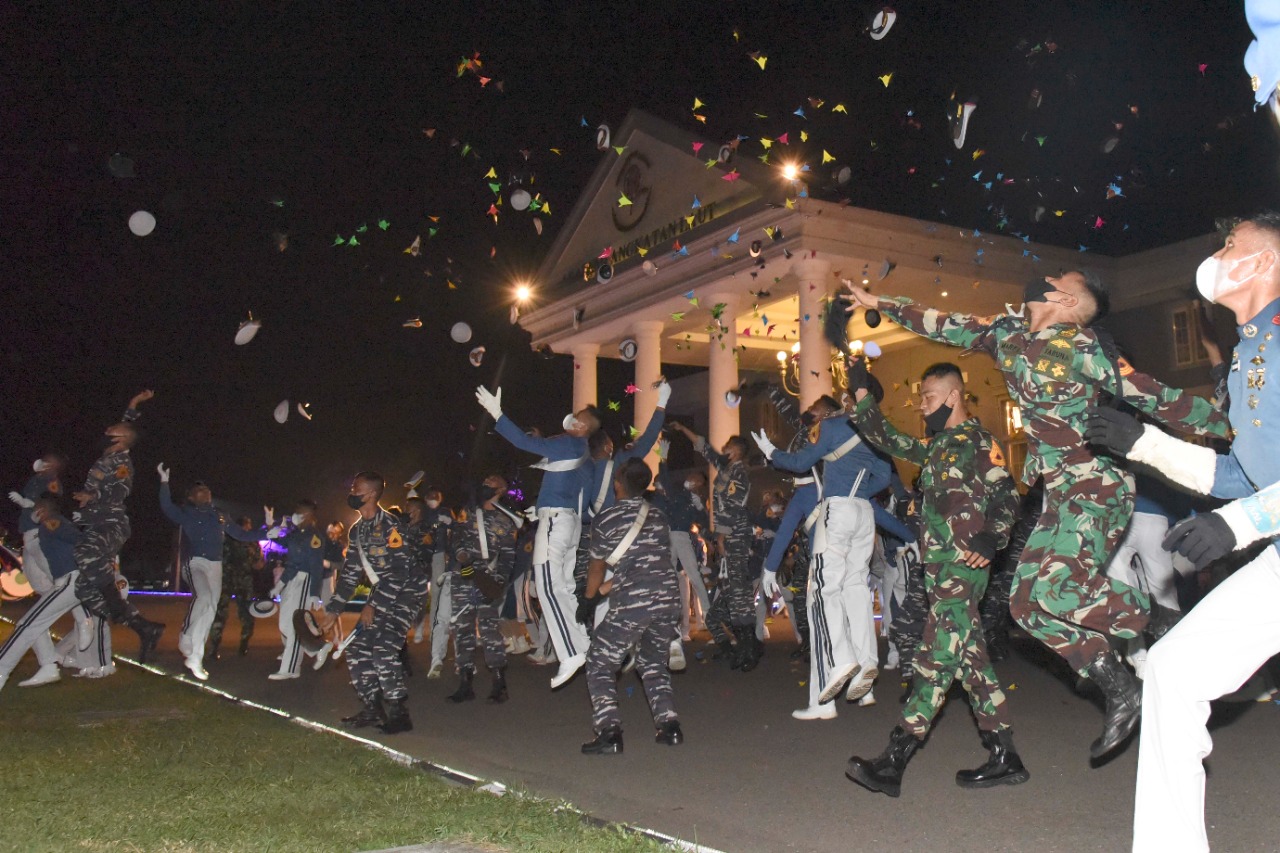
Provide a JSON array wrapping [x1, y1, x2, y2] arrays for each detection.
[[2, 1, 1274, 578]]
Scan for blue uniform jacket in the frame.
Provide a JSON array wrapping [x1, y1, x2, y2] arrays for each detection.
[[279, 524, 327, 587], [159, 483, 261, 560], [36, 512, 81, 579], [584, 408, 666, 519], [19, 471, 62, 533], [495, 415, 589, 511], [770, 415, 891, 501]]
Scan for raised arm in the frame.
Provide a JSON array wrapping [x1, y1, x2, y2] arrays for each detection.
[[844, 283, 998, 353], [850, 392, 929, 466], [765, 383, 803, 431], [158, 481, 188, 526], [619, 405, 666, 463]]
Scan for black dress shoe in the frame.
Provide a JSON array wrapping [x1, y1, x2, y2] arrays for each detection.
[[655, 720, 684, 745], [581, 727, 624, 755]]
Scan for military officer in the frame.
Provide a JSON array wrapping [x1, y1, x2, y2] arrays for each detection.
[[1084, 213, 1280, 851], [208, 515, 263, 658], [843, 272, 1229, 760], [578, 459, 683, 754], [445, 474, 519, 704], [266, 500, 329, 679], [315, 472, 428, 734], [754, 395, 891, 718], [845, 362, 1026, 797]]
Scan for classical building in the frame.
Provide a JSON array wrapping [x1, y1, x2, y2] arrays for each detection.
[[518, 109, 1222, 485]]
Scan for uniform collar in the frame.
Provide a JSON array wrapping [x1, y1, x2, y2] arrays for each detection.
[[1238, 296, 1280, 339]]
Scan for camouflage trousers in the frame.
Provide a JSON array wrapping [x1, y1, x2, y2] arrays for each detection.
[[979, 556, 1015, 644], [1009, 465, 1150, 674], [888, 544, 928, 669], [209, 564, 256, 651], [73, 512, 141, 623], [450, 577, 506, 673], [782, 535, 812, 646], [703, 529, 754, 643], [346, 573, 429, 704], [586, 598, 680, 733], [902, 564, 1011, 738]]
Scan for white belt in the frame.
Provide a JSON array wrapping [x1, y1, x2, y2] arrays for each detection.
[[792, 476, 816, 486], [536, 506, 577, 518]]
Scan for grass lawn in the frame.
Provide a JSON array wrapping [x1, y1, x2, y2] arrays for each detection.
[[0, 633, 665, 853]]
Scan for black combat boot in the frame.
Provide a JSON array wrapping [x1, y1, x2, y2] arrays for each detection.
[[846, 726, 922, 798], [379, 697, 413, 734], [341, 695, 385, 728], [955, 728, 1031, 788], [712, 636, 736, 664], [733, 625, 762, 671], [1144, 603, 1183, 644], [1085, 650, 1142, 759], [487, 667, 508, 704], [581, 726, 624, 755], [447, 668, 476, 703], [655, 720, 684, 746], [126, 615, 165, 664]]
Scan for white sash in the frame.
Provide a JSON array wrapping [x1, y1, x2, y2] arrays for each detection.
[[356, 534, 379, 586], [592, 459, 615, 515], [822, 433, 862, 462], [605, 501, 650, 567], [530, 453, 589, 472]]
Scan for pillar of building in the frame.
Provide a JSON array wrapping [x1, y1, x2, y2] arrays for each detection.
[[794, 258, 834, 406], [707, 293, 740, 453], [632, 320, 665, 472], [571, 343, 599, 413]]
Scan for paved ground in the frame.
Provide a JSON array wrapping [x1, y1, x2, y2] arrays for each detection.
[[6, 596, 1280, 852]]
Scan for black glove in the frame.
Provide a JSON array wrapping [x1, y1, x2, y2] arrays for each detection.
[[1083, 406, 1144, 455], [1162, 513, 1236, 570], [575, 592, 602, 625], [846, 355, 870, 393], [966, 530, 1000, 563]]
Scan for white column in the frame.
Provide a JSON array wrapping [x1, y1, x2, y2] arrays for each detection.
[[632, 321, 664, 473], [795, 258, 834, 406], [571, 343, 599, 413], [707, 293, 740, 451]]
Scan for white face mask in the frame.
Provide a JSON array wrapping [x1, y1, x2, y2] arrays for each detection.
[[770, 504, 785, 514], [426, 499, 440, 510], [562, 413, 581, 431], [33, 459, 48, 473], [291, 513, 306, 525], [1196, 251, 1263, 303], [684, 480, 696, 491]]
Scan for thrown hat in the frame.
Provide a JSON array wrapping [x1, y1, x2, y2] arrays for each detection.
[[128, 210, 156, 237], [451, 322, 473, 343], [868, 7, 896, 40], [469, 346, 486, 367], [235, 314, 262, 345], [596, 124, 611, 150], [273, 400, 289, 424], [250, 599, 278, 619]]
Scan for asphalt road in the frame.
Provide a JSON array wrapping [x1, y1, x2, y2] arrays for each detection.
[[5, 596, 1279, 852]]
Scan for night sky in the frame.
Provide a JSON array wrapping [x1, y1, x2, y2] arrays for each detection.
[[3, 2, 1274, 575]]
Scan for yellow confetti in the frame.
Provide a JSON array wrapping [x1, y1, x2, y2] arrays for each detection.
[[785, 198, 795, 209], [484, 167, 497, 178], [878, 72, 893, 87], [972, 149, 985, 161], [754, 55, 768, 70], [760, 138, 773, 149], [833, 103, 848, 113], [693, 97, 705, 110], [822, 149, 836, 163], [1054, 210, 1065, 217], [613, 146, 626, 155], [618, 194, 632, 207], [800, 130, 809, 142], [549, 148, 562, 155]]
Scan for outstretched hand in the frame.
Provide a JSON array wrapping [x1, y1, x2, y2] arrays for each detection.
[[840, 280, 880, 309], [129, 389, 155, 409]]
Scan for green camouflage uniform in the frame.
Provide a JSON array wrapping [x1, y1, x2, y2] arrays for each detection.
[[853, 395, 1020, 737], [209, 535, 262, 653], [880, 298, 1230, 673]]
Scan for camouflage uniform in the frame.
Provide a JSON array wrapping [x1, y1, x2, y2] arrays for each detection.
[[209, 535, 262, 653], [980, 483, 1044, 654], [585, 498, 680, 734], [887, 538, 926, 669], [448, 506, 518, 673], [695, 438, 753, 643], [853, 395, 1020, 736], [326, 507, 428, 704], [880, 298, 1230, 673]]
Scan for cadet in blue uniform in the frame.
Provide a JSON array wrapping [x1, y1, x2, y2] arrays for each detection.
[[755, 395, 891, 719], [445, 474, 519, 704], [316, 472, 427, 734], [1085, 212, 1280, 851], [71, 391, 165, 663], [158, 467, 265, 680], [579, 459, 683, 754], [266, 500, 329, 679], [477, 384, 601, 689]]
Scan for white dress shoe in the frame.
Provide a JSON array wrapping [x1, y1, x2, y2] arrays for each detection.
[[792, 704, 837, 721], [668, 641, 687, 673], [846, 667, 879, 702], [818, 662, 861, 704], [185, 655, 209, 682], [551, 653, 587, 689], [19, 663, 61, 687]]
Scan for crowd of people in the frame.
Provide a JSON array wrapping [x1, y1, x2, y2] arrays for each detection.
[[3, 213, 1280, 850]]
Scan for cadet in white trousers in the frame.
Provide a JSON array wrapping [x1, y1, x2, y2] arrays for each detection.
[[266, 500, 330, 679]]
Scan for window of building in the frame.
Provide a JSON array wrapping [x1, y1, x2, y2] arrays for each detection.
[[1171, 306, 1209, 367]]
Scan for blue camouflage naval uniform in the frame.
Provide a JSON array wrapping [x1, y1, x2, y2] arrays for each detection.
[[586, 497, 680, 734], [696, 437, 754, 644], [73, 407, 142, 619], [326, 507, 428, 704], [448, 505, 519, 673]]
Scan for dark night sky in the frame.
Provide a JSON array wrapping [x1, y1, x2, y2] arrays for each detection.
[[2, 1, 1274, 573]]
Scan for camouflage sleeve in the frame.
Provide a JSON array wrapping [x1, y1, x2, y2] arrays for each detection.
[[878, 296, 998, 354], [976, 436, 1019, 549], [695, 437, 729, 473], [327, 529, 365, 612], [1084, 351, 1232, 439], [496, 515, 518, 576], [766, 383, 803, 431], [724, 465, 751, 510], [851, 394, 928, 466]]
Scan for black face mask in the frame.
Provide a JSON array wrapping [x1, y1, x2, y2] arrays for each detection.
[[1023, 278, 1058, 304], [346, 494, 366, 510], [477, 485, 499, 502], [800, 411, 817, 427], [924, 403, 954, 437]]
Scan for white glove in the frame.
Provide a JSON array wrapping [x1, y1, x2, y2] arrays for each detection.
[[752, 429, 777, 460], [476, 385, 503, 420], [266, 525, 284, 539], [656, 439, 670, 461], [156, 463, 170, 483], [8, 491, 33, 509], [263, 506, 275, 528], [657, 381, 672, 408], [270, 581, 284, 599], [761, 570, 781, 600], [522, 506, 538, 522]]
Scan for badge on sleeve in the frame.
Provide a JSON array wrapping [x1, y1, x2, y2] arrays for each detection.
[[115, 465, 130, 479], [311, 535, 322, 549], [43, 518, 61, 531], [989, 442, 1007, 467], [387, 529, 404, 549]]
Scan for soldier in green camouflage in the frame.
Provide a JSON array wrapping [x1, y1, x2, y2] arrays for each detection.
[[846, 362, 1026, 797], [843, 273, 1230, 760], [209, 516, 264, 658]]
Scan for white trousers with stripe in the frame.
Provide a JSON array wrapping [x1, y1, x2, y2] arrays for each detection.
[[0, 570, 80, 680], [179, 557, 221, 658], [19, 529, 59, 667], [534, 508, 589, 664], [806, 496, 876, 708], [275, 572, 320, 676]]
